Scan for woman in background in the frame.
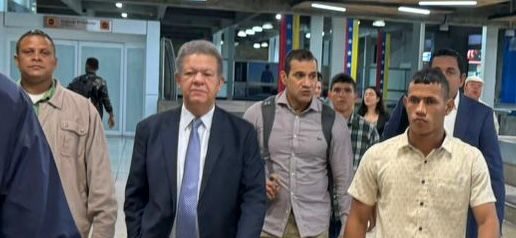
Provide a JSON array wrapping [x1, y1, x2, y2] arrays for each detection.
[[358, 86, 390, 136]]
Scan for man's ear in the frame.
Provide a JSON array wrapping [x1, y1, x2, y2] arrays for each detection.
[[459, 73, 466, 88], [280, 71, 287, 86], [445, 98, 454, 115], [403, 95, 408, 108], [175, 73, 181, 88]]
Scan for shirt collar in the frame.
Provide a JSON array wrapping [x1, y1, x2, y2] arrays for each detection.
[[180, 104, 215, 131], [18, 79, 57, 105], [276, 91, 321, 114], [453, 93, 460, 110], [400, 128, 453, 156]]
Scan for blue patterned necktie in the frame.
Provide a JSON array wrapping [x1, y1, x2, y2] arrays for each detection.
[[176, 118, 202, 238]]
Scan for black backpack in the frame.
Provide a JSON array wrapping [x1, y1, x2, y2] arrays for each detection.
[[69, 74, 96, 99]]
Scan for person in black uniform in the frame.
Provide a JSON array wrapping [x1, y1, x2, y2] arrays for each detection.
[[68, 57, 115, 128]]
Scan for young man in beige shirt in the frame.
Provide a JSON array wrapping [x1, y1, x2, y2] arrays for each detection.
[[345, 68, 499, 238]]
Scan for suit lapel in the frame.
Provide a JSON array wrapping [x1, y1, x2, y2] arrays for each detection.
[[199, 107, 224, 200], [160, 109, 181, 206], [454, 94, 470, 138]]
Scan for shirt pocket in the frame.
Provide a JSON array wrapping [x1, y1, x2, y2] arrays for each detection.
[[433, 177, 468, 213], [60, 120, 88, 157]]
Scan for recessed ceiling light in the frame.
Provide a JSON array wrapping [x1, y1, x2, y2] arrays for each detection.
[[372, 20, 385, 27], [253, 43, 261, 49], [419, 1, 477, 6], [275, 14, 282, 20], [261, 42, 268, 48], [220, 41, 224, 45], [398, 6, 431, 15], [115, 2, 123, 8], [245, 29, 255, 35], [121, 12, 128, 18], [252, 26, 263, 32], [237, 30, 247, 37], [262, 23, 273, 30], [311, 3, 346, 12], [305, 33, 311, 39]]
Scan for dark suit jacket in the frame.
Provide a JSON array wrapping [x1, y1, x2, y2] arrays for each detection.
[[0, 74, 80, 238], [124, 106, 266, 238], [382, 94, 505, 238]]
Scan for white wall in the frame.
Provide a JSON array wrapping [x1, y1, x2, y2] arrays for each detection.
[[1, 12, 160, 117]]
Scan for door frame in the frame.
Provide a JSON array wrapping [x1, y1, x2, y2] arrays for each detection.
[[79, 41, 125, 136]]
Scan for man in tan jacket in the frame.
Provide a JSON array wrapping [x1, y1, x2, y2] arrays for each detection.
[[15, 29, 117, 238]]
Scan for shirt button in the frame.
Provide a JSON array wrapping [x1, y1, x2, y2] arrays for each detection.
[[419, 227, 423, 231], [291, 172, 295, 176], [424, 160, 427, 164], [420, 202, 424, 206], [421, 180, 425, 184], [291, 192, 294, 196]]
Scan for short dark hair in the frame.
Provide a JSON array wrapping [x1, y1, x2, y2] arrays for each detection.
[[330, 73, 356, 92], [410, 68, 450, 99], [86, 57, 99, 70], [429, 48, 466, 75], [284, 49, 317, 75], [16, 29, 56, 55]]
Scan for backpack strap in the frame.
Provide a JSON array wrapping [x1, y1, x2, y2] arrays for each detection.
[[321, 103, 337, 220], [321, 103, 335, 159], [261, 95, 276, 175]]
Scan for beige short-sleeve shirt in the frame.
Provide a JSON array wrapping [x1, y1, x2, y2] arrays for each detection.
[[348, 130, 495, 238]]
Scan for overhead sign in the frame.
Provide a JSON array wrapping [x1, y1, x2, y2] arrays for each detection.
[[44, 16, 112, 32]]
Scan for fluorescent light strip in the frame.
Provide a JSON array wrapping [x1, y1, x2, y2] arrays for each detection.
[[311, 3, 346, 12], [398, 6, 430, 15], [419, 1, 477, 6]]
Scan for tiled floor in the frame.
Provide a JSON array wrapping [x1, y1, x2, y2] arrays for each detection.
[[107, 136, 516, 237]]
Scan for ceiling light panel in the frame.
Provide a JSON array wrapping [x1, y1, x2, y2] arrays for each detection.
[[419, 1, 477, 6]]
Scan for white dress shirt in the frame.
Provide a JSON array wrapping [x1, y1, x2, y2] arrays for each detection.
[[172, 104, 215, 238], [444, 94, 460, 136]]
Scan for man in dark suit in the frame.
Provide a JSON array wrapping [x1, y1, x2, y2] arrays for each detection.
[[0, 73, 79, 237], [124, 40, 266, 238], [382, 49, 505, 238]]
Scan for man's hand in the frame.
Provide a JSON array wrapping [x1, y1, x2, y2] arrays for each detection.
[[266, 174, 280, 200], [367, 206, 377, 232], [108, 114, 115, 128]]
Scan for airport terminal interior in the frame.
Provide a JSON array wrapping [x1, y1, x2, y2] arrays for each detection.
[[2, 0, 516, 237]]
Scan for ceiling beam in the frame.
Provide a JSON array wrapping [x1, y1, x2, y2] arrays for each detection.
[[84, 0, 292, 13], [60, 0, 83, 14], [157, 6, 167, 20]]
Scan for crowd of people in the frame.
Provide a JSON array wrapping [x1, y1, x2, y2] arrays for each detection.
[[0, 29, 505, 238]]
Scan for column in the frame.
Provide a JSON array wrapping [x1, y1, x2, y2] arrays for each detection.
[[480, 25, 498, 106], [222, 26, 235, 99], [410, 22, 425, 77], [144, 21, 160, 117], [213, 30, 223, 53], [330, 17, 346, 80], [310, 16, 324, 66], [268, 35, 279, 62]]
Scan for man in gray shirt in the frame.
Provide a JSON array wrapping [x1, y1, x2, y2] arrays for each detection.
[[243, 49, 354, 238]]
